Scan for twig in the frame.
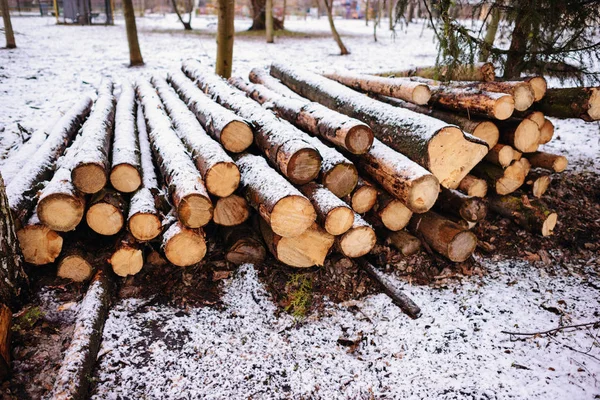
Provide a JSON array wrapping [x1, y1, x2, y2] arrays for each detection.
[[501, 321, 600, 337]]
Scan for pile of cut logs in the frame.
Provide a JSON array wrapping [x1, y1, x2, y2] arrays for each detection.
[[2, 61, 598, 280]]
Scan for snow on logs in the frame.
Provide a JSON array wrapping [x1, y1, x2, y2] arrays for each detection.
[[299, 182, 355, 236], [427, 85, 515, 120], [152, 75, 241, 197], [248, 67, 307, 100], [167, 70, 254, 153], [182, 61, 322, 185], [161, 212, 207, 267], [126, 106, 162, 241], [136, 79, 213, 228], [235, 153, 316, 238], [373, 62, 496, 82], [71, 81, 116, 194], [7, 95, 93, 226], [269, 62, 489, 190], [110, 81, 142, 193]]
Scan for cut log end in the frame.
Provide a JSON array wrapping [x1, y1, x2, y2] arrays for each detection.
[[496, 161, 527, 195], [270, 195, 316, 238], [380, 200, 413, 231], [220, 121, 254, 153], [448, 231, 478, 262], [539, 119, 555, 144], [458, 175, 488, 198], [351, 185, 378, 214], [323, 164, 358, 198], [324, 206, 355, 236], [57, 255, 93, 282], [275, 224, 334, 268], [513, 84, 536, 111], [346, 125, 374, 155], [386, 230, 421, 256], [287, 149, 322, 184], [526, 111, 545, 128], [86, 203, 124, 236], [226, 242, 266, 266], [214, 194, 251, 226], [410, 174, 442, 213], [589, 88, 600, 120], [513, 118, 541, 153], [412, 85, 432, 105], [110, 247, 144, 277], [109, 164, 142, 194], [128, 213, 162, 241], [527, 77, 548, 102], [71, 164, 107, 194], [164, 229, 207, 267], [428, 126, 488, 189], [205, 162, 241, 198], [177, 195, 213, 228], [17, 226, 63, 265], [493, 96, 516, 120], [530, 175, 551, 198], [542, 213, 558, 237], [338, 226, 376, 258], [38, 195, 85, 232], [472, 121, 499, 148]]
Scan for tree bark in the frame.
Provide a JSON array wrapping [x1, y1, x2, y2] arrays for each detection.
[[123, 0, 144, 66], [219, 223, 266, 266], [270, 63, 489, 189], [266, 0, 274, 43], [374, 62, 496, 82], [299, 182, 355, 235], [436, 187, 487, 223], [488, 194, 557, 236], [1, 0, 16, 48], [322, 0, 349, 55], [523, 151, 568, 173], [503, 6, 530, 79], [533, 87, 600, 121], [171, 0, 192, 30], [0, 125, 49, 186], [386, 230, 421, 256], [216, 0, 234, 78], [0, 304, 10, 380], [249, 0, 283, 30], [479, 5, 500, 62], [249, 67, 305, 100]]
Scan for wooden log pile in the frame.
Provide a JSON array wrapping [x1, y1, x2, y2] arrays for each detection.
[[6, 61, 587, 286]]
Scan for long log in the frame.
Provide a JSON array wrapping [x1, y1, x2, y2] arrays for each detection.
[[427, 85, 515, 120], [50, 267, 113, 400], [110, 81, 142, 193], [375, 95, 499, 147], [336, 214, 376, 258], [161, 212, 207, 267], [230, 77, 374, 155], [372, 62, 495, 82], [137, 79, 213, 228], [372, 190, 413, 231], [322, 69, 431, 105], [127, 105, 162, 241], [354, 139, 439, 213], [259, 219, 334, 268], [299, 182, 355, 236], [182, 61, 322, 185], [488, 194, 557, 236], [471, 160, 527, 195], [408, 211, 477, 262], [153, 76, 241, 197], [7, 96, 92, 227], [213, 194, 251, 226], [109, 232, 144, 277], [220, 223, 267, 266], [71, 81, 116, 194], [248, 67, 307, 100], [523, 151, 568, 173], [86, 188, 128, 236], [167, 70, 254, 153], [533, 87, 600, 121], [56, 243, 95, 282], [386, 230, 422, 256], [16, 210, 63, 265], [342, 177, 378, 214], [236, 153, 316, 238], [436, 187, 487, 223], [269, 63, 488, 189]]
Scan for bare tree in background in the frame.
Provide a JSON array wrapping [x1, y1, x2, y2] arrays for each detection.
[[172, 0, 193, 30], [322, 0, 349, 54], [1, 0, 16, 48], [266, 0, 274, 42], [249, 0, 283, 30], [216, 0, 234, 78], [123, 0, 144, 66]]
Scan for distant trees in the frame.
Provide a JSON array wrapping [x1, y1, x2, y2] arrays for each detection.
[[123, 0, 144, 66], [172, 0, 194, 30], [1, 0, 16, 48], [249, 0, 283, 30], [266, 0, 274, 42], [322, 0, 349, 54], [216, 0, 235, 78]]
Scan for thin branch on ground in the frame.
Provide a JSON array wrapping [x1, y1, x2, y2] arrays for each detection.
[[501, 321, 600, 337]]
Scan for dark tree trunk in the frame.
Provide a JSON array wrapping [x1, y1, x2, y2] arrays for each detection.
[[123, 0, 144, 66], [171, 0, 192, 30], [1, 0, 16, 48], [504, 6, 530, 79], [249, 0, 283, 30]]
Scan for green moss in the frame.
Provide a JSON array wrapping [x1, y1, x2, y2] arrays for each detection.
[[12, 306, 44, 331], [284, 273, 313, 320]]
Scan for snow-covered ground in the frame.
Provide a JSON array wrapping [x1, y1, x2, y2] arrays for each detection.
[[2, 15, 599, 399]]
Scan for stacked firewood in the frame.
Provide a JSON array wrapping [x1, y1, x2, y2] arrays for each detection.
[[3, 60, 598, 280]]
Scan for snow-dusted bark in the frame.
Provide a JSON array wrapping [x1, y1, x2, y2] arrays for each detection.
[[533, 87, 600, 121], [167, 70, 253, 153], [110, 81, 141, 193], [0, 124, 50, 186], [269, 63, 489, 189], [299, 182, 354, 236], [230, 77, 373, 155], [152, 75, 240, 198], [71, 81, 116, 194], [235, 153, 316, 238], [136, 79, 213, 228], [6, 95, 92, 226], [181, 60, 322, 185], [249, 67, 306, 100]]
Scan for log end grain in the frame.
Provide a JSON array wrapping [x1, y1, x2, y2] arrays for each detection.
[[346, 125, 374, 155], [270, 195, 316, 238], [513, 84, 536, 111], [472, 121, 499, 148], [513, 118, 541, 153], [109, 164, 142, 194], [496, 161, 527, 195], [324, 206, 355, 236], [589, 88, 600, 120], [322, 163, 358, 198], [526, 111, 545, 128], [205, 161, 241, 198], [71, 164, 107, 194], [350, 185, 378, 214], [287, 148, 322, 185], [428, 126, 488, 190], [408, 174, 441, 213], [177, 195, 213, 228], [386, 230, 421, 256], [458, 174, 488, 198], [493, 95, 515, 120], [380, 199, 413, 231], [338, 225, 376, 258], [57, 255, 94, 282], [276, 223, 335, 268], [530, 175, 552, 198], [164, 228, 207, 267], [109, 247, 144, 277], [542, 212, 558, 237], [128, 213, 163, 241], [220, 121, 254, 153], [539, 119, 555, 144], [527, 76, 548, 102], [17, 226, 63, 265], [38, 194, 85, 232], [86, 203, 124, 236], [412, 84, 432, 105], [213, 194, 251, 226], [448, 230, 478, 262]]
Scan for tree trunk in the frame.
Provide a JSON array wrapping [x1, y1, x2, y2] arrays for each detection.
[[216, 0, 234, 78], [1, 0, 16, 48], [503, 6, 530, 79], [479, 5, 500, 62], [168, 71, 253, 152], [171, 0, 192, 30], [365, 0, 369, 26], [152, 76, 240, 197], [123, 0, 144, 66], [281, 0, 286, 25], [406, 0, 414, 23], [270, 63, 489, 189], [322, 0, 349, 55], [249, 0, 283, 30], [488, 194, 557, 236], [388, 0, 393, 30], [533, 87, 600, 121], [266, 0, 274, 43]]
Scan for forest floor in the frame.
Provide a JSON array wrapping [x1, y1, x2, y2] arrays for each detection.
[[1, 14, 599, 400]]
